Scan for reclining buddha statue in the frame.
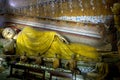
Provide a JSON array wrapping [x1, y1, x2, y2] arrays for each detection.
[[16, 26, 100, 62]]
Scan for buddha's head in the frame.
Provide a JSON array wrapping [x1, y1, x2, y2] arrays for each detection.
[[2, 28, 16, 39]]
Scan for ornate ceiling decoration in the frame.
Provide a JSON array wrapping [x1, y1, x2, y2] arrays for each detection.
[[8, 0, 55, 7]]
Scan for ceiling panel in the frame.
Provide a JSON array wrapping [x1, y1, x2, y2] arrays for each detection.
[[8, 0, 55, 7], [9, 0, 36, 7]]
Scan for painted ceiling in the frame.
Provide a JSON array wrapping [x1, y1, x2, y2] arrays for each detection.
[[8, 0, 54, 7]]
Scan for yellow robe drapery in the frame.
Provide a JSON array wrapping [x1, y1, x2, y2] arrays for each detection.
[[16, 27, 100, 61]]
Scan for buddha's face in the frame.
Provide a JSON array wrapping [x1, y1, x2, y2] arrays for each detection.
[[2, 28, 16, 39]]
